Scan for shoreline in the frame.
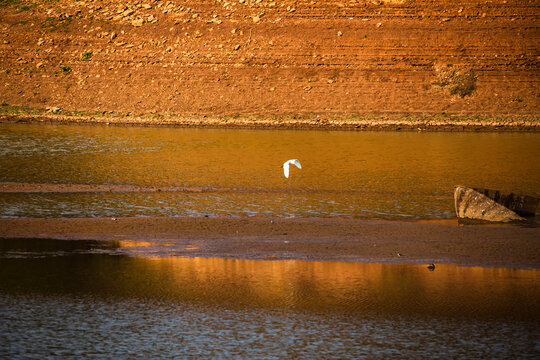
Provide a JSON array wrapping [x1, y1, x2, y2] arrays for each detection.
[[1, 216, 538, 269], [1, 112, 539, 132]]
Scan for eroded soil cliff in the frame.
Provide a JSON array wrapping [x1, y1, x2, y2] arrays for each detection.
[[0, 0, 538, 126]]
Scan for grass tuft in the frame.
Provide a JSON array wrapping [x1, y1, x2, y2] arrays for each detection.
[[59, 65, 71, 74], [16, 3, 38, 13], [81, 51, 93, 60], [42, 16, 72, 33]]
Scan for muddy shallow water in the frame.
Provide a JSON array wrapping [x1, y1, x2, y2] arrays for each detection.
[[1, 123, 539, 220], [1, 123, 539, 358], [1, 238, 539, 359]]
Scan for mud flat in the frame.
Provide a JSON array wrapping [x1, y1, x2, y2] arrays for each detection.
[[0, 182, 207, 193], [1, 217, 538, 269]]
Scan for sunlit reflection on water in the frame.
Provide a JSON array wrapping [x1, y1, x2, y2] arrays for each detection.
[[1, 238, 539, 358], [1, 123, 539, 357], [1, 123, 539, 219]]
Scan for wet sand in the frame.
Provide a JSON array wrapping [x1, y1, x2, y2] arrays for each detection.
[[1, 217, 538, 269], [0, 182, 206, 193]]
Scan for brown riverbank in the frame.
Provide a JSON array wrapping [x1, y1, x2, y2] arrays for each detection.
[[1, 217, 538, 269], [1, 1, 539, 123], [1, 112, 539, 131]]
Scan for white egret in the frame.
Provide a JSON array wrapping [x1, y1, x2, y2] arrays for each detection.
[[283, 159, 301, 178]]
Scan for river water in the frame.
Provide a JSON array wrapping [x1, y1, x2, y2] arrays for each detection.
[[1, 238, 539, 359], [1, 123, 539, 358], [1, 123, 539, 219]]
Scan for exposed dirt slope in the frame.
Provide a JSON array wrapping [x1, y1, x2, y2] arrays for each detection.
[[0, 0, 538, 121]]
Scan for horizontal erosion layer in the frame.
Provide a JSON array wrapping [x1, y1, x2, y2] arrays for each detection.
[[1, 1, 538, 115], [1, 113, 539, 131]]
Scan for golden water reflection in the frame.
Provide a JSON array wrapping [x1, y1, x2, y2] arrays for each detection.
[[133, 257, 539, 319], [2, 249, 538, 358], [4, 235, 537, 320], [2, 124, 538, 194], [1, 123, 539, 219], [0, 238, 538, 320]]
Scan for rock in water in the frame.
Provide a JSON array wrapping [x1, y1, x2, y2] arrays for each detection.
[[472, 187, 539, 217], [454, 186, 526, 222]]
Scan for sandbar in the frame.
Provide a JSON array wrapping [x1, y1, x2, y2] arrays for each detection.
[[1, 217, 538, 269]]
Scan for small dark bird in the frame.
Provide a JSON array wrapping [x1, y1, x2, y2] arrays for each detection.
[[427, 263, 436, 271], [397, 252, 404, 257]]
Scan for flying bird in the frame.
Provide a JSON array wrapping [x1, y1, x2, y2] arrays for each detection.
[[283, 159, 302, 178]]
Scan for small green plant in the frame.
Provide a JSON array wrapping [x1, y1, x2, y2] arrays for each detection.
[[0, 0, 21, 9], [64, 84, 71, 90], [1, 102, 8, 106], [59, 65, 71, 74], [0, 104, 40, 115], [16, 3, 38, 13], [42, 16, 72, 33], [23, 66, 34, 75], [81, 51, 92, 60]]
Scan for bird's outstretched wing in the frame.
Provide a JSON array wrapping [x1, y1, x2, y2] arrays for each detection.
[[291, 159, 302, 169], [283, 161, 290, 178], [283, 159, 301, 178]]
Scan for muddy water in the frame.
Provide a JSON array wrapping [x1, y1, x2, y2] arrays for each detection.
[[1, 124, 540, 358], [1, 123, 539, 219], [1, 238, 539, 358]]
